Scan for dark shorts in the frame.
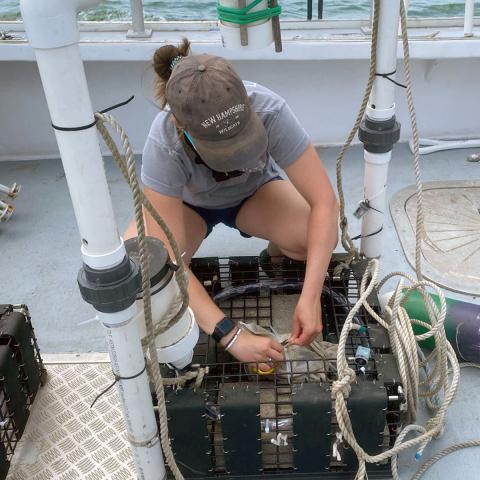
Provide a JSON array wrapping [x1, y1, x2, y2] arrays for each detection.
[[184, 176, 283, 238]]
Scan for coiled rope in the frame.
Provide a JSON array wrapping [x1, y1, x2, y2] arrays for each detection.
[[93, 2, 477, 478], [333, 1, 478, 479]]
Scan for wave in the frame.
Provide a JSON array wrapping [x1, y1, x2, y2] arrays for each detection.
[[1, 0, 479, 22]]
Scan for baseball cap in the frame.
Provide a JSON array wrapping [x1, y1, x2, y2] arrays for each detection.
[[166, 54, 268, 173]]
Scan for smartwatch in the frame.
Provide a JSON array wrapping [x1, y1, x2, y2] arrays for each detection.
[[212, 317, 236, 343]]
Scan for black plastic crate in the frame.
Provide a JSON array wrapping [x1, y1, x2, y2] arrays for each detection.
[[0, 305, 46, 479], [163, 255, 403, 479]]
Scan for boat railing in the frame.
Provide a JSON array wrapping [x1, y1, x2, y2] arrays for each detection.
[[0, 0, 478, 39], [122, 0, 478, 38]]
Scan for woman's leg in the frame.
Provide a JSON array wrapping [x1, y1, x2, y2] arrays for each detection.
[[124, 204, 207, 264], [125, 203, 284, 367], [125, 203, 231, 334], [235, 179, 310, 260]]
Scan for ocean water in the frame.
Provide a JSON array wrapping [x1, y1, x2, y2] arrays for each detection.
[[0, 1, 478, 22]]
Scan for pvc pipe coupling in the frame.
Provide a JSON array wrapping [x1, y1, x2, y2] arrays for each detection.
[[126, 237, 199, 370]]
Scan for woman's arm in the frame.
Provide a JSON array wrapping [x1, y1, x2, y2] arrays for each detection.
[[285, 144, 339, 345]]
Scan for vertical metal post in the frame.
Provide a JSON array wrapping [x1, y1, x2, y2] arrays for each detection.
[[127, 0, 152, 38], [318, 0, 324, 19], [464, 0, 475, 37], [271, 0, 283, 52], [239, 0, 249, 46], [307, 0, 312, 20]]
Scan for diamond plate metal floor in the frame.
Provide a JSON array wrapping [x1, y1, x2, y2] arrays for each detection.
[[8, 358, 135, 480]]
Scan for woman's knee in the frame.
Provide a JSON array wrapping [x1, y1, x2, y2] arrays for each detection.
[[276, 225, 308, 260]]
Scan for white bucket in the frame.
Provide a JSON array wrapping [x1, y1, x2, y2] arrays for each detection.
[[219, 0, 274, 50]]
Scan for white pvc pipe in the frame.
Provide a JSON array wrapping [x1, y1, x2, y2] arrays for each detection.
[[361, 0, 401, 258], [360, 151, 390, 258], [20, 1, 166, 477], [464, 0, 475, 37], [100, 305, 166, 480], [367, 0, 401, 121], [34, 47, 123, 265]]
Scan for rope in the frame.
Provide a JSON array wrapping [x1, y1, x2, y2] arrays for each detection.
[[217, 0, 282, 25], [95, 112, 190, 479], [159, 367, 207, 390], [89, 2, 478, 478], [399, 0, 425, 281], [331, 1, 479, 479], [412, 440, 480, 480], [332, 260, 459, 480], [95, 114, 189, 344], [335, 0, 380, 263]]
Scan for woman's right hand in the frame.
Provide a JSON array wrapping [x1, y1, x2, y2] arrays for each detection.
[[221, 329, 284, 372]]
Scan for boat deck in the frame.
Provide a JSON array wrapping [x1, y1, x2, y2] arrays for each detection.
[[2, 144, 480, 479]]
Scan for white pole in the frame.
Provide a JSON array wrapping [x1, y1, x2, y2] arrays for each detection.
[[34, 47, 125, 265], [464, 0, 475, 37], [360, 0, 401, 258], [127, 0, 152, 38], [100, 306, 165, 478], [20, 1, 165, 478]]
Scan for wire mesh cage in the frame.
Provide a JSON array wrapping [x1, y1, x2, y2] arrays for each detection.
[[0, 305, 46, 478], [162, 255, 404, 479]]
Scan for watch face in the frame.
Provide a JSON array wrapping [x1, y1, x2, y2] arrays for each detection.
[[213, 317, 235, 342]]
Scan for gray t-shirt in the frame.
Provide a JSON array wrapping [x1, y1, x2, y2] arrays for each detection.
[[141, 82, 310, 209]]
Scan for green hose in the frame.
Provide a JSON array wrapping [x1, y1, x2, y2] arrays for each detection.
[[217, 0, 282, 25]]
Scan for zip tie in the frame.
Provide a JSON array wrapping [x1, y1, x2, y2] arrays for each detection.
[[270, 433, 288, 447], [51, 95, 134, 132], [375, 69, 406, 89], [77, 315, 99, 327], [332, 432, 343, 461], [90, 362, 146, 408], [351, 226, 383, 241]]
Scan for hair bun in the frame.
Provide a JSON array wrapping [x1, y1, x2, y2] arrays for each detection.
[[152, 38, 191, 108]]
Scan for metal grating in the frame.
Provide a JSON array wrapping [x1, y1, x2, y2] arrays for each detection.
[[0, 305, 46, 477], [9, 256, 403, 479], [165, 255, 404, 478]]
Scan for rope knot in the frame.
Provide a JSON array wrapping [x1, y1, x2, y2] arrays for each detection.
[[332, 367, 356, 399]]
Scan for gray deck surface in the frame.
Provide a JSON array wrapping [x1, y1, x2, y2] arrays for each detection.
[[2, 143, 480, 479]]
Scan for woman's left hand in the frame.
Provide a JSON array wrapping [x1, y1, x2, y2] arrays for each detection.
[[290, 294, 323, 346]]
